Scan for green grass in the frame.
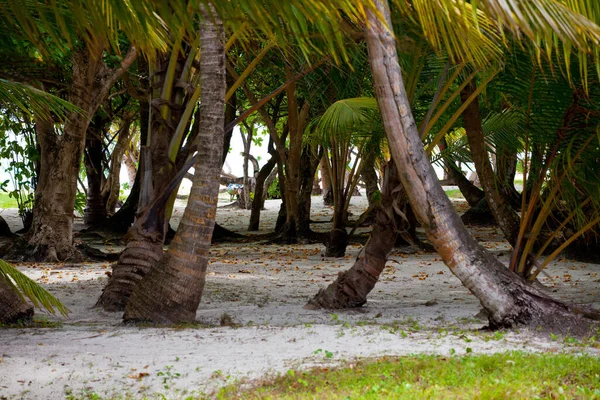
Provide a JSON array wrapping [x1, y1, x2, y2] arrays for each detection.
[[216, 352, 600, 399], [0, 192, 18, 208], [444, 189, 465, 199]]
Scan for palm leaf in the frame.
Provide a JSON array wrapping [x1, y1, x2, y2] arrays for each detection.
[[0, 78, 80, 121], [0, 259, 69, 317]]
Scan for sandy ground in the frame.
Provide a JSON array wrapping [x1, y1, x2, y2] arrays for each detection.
[[1, 195, 600, 399]]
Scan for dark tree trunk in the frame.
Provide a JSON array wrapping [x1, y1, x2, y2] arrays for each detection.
[[461, 80, 521, 245], [248, 155, 277, 231], [26, 45, 137, 261], [366, 0, 599, 334], [361, 157, 380, 208], [496, 143, 521, 207], [321, 157, 334, 206], [297, 145, 322, 237], [84, 117, 108, 225], [308, 160, 404, 308], [0, 277, 34, 324]]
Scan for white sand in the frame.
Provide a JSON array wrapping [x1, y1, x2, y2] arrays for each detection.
[[1, 196, 599, 399]]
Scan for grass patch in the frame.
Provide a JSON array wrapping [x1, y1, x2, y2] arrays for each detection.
[[444, 189, 464, 199], [0, 192, 18, 208], [216, 352, 600, 399]]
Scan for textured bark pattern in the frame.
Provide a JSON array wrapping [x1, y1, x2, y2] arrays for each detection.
[[366, 0, 598, 334], [28, 45, 137, 260], [461, 81, 520, 245], [308, 161, 403, 308], [124, 9, 225, 324], [0, 277, 33, 323], [96, 229, 164, 311]]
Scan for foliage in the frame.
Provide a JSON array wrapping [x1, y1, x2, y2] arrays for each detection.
[[0, 259, 69, 317], [0, 113, 38, 225], [266, 178, 281, 200], [217, 352, 600, 399]]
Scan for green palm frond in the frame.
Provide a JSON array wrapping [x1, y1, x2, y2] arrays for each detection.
[[473, 0, 600, 83], [315, 97, 379, 144], [0, 259, 69, 317], [0, 78, 80, 121]]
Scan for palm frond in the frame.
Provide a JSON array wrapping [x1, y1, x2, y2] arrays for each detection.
[[0, 78, 80, 121], [0, 259, 69, 317]]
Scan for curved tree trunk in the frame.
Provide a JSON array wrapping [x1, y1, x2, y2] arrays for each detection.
[[366, 0, 598, 334], [0, 277, 33, 324], [461, 80, 521, 245], [248, 155, 277, 231], [124, 10, 225, 323], [309, 160, 404, 309]]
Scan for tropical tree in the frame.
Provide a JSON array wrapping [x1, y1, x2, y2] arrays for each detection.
[[365, 0, 600, 332]]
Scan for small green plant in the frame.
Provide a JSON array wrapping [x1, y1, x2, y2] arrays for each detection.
[[157, 365, 181, 390], [267, 178, 281, 199]]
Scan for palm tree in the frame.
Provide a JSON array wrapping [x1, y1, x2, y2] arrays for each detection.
[[366, 0, 600, 331]]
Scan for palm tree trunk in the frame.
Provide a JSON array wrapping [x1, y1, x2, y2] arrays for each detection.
[[123, 8, 225, 324], [366, 0, 598, 333], [0, 276, 33, 324], [308, 160, 403, 308], [461, 80, 521, 245]]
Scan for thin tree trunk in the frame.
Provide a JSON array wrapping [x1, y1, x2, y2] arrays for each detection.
[[248, 154, 277, 231], [461, 80, 521, 245], [0, 277, 33, 324], [297, 144, 322, 237], [321, 157, 334, 206], [84, 117, 107, 225], [366, 0, 598, 334], [308, 160, 404, 308], [124, 9, 225, 323], [104, 117, 134, 215]]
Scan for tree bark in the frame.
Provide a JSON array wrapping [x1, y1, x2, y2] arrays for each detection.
[[308, 160, 404, 308], [0, 276, 34, 324], [124, 8, 225, 324], [297, 144, 322, 237], [27, 45, 137, 261], [321, 157, 334, 206], [83, 116, 108, 225], [366, 0, 598, 334], [461, 80, 520, 245]]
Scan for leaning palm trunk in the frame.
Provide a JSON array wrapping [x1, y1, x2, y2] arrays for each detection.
[[366, 0, 598, 333], [123, 9, 225, 324], [0, 276, 33, 324], [307, 160, 405, 309]]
